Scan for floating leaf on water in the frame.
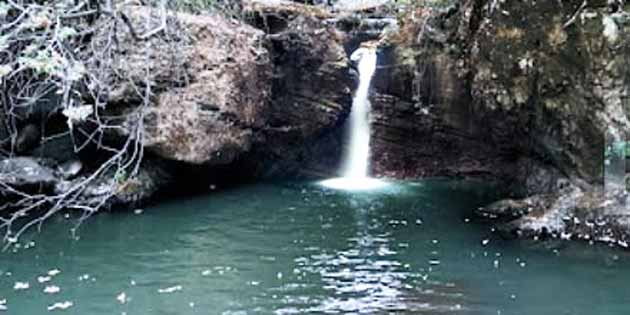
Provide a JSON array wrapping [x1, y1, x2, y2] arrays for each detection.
[[157, 285, 182, 294], [38, 276, 51, 283], [116, 292, 128, 304], [47, 301, 73, 311], [13, 282, 29, 290], [43, 285, 60, 294]]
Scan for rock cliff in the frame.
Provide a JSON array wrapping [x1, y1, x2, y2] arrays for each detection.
[[371, 0, 629, 245]]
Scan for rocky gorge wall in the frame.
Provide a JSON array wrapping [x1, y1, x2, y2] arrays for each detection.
[[369, 0, 630, 245], [0, 2, 353, 213], [1, 0, 629, 248]]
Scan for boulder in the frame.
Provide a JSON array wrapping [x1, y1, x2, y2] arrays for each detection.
[[91, 5, 273, 165], [0, 157, 58, 191], [54, 159, 171, 210]]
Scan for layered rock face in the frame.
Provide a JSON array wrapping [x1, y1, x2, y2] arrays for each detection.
[[241, 0, 353, 177], [372, 1, 629, 244]]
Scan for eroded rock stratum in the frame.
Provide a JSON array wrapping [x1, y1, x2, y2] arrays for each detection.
[[371, 0, 629, 245]]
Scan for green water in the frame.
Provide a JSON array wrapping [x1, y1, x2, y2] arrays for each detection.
[[2, 180, 630, 314]]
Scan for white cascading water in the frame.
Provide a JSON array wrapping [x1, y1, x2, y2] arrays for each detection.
[[320, 45, 388, 190]]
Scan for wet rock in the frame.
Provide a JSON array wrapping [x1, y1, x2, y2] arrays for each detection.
[[0, 157, 58, 191], [493, 187, 630, 248], [91, 5, 272, 165], [54, 159, 170, 209]]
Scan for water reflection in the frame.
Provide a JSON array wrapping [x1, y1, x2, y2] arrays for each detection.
[[277, 194, 469, 314]]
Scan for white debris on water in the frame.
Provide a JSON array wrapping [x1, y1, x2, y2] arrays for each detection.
[[0, 299, 6, 311], [481, 239, 490, 246], [43, 285, 61, 294], [116, 292, 128, 304], [158, 285, 182, 294], [38, 276, 52, 283], [48, 269, 61, 277], [47, 301, 73, 311], [13, 282, 29, 290]]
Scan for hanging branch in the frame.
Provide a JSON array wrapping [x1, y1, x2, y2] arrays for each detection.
[[0, 0, 171, 247]]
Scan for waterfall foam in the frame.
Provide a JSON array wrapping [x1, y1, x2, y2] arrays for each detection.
[[320, 45, 388, 191]]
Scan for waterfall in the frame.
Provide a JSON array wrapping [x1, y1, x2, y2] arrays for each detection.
[[342, 46, 377, 178], [320, 44, 388, 191]]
